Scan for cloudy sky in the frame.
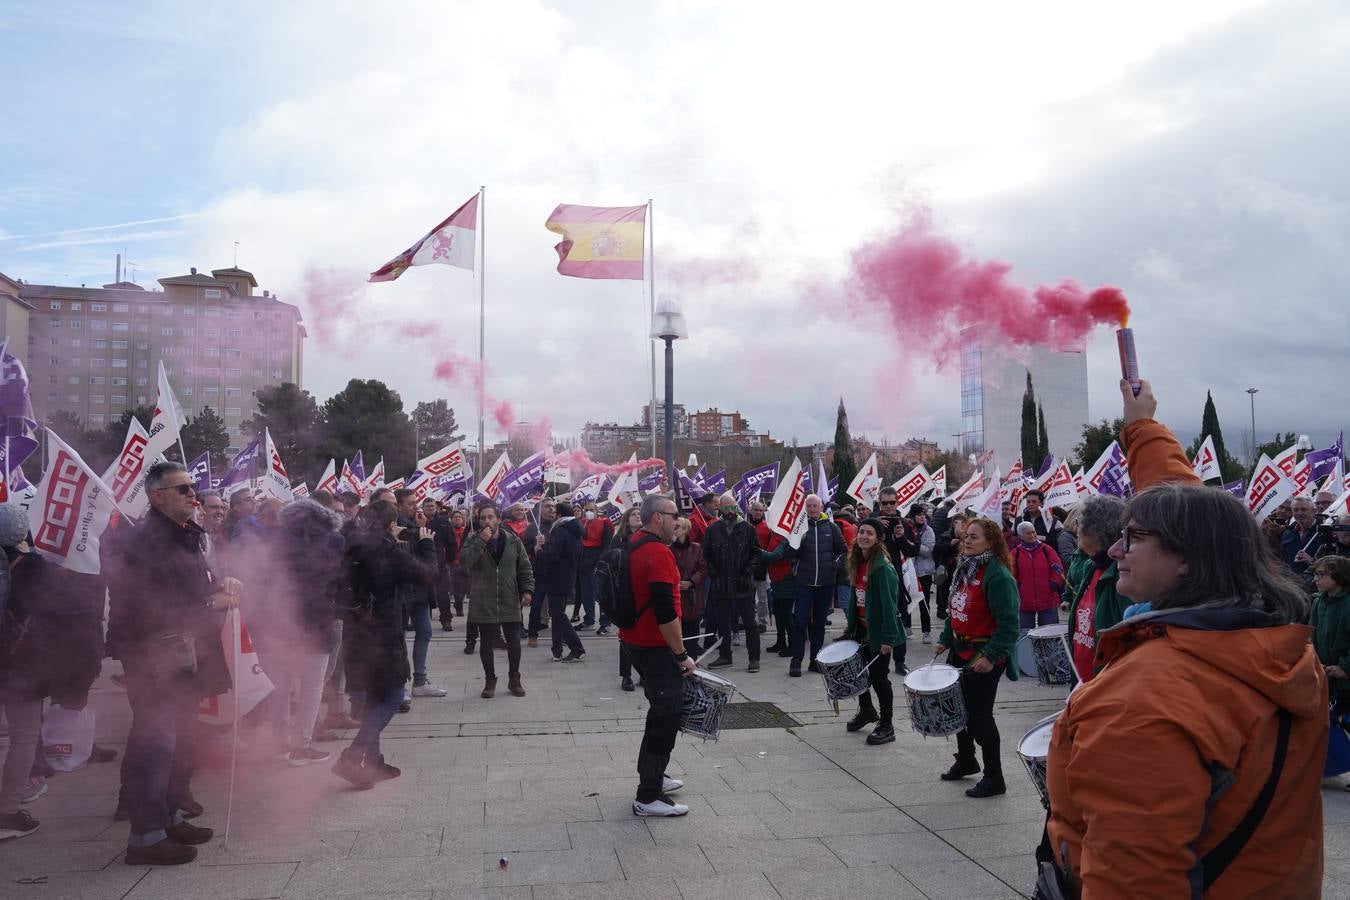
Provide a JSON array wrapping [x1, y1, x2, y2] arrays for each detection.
[[3, 0, 1347, 456]]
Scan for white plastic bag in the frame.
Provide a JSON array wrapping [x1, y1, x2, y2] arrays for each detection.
[[198, 608, 275, 726], [41, 704, 96, 772], [902, 559, 922, 612]]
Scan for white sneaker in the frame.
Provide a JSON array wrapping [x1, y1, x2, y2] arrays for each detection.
[[921, 632, 932, 644], [632, 796, 689, 817], [662, 775, 684, 794], [411, 683, 448, 698]]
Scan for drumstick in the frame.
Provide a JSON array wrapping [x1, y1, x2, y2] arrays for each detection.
[[694, 638, 722, 668]]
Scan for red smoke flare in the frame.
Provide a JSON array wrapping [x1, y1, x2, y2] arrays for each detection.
[[847, 214, 1130, 359], [552, 449, 665, 476]]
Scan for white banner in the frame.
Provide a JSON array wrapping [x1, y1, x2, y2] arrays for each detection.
[[197, 609, 275, 726], [29, 429, 120, 575], [1192, 435, 1222, 482], [261, 428, 294, 501], [1043, 461, 1079, 509], [362, 457, 386, 497], [315, 459, 338, 494], [101, 416, 156, 519], [890, 464, 931, 510], [417, 441, 469, 484], [948, 469, 983, 505], [765, 457, 810, 549], [846, 452, 881, 508], [929, 464, 947, 497], [607, 453, 640, 512], [966, 467, 1003, 518], [1245, 454, 1299, 523], [477, 450, 512, 501], [145, 360, 185, 462]]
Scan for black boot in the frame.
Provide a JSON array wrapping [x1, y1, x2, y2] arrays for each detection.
[[866, 723, 896, 745], [940, 753, 980, 781], [846, 703, 879, 733], [965, 774, 1006, 798]]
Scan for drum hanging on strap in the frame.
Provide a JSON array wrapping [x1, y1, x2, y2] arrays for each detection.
[[1028, 624, 1075, 686], [1017, 712, 1061, 809], [816, 640, 871, 708], [902, 663, 967, 737], [680, 669, 736, 741]]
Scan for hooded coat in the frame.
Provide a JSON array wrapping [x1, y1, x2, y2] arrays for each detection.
[[461, 528, 535, 624], [534, 516, 582, 599]]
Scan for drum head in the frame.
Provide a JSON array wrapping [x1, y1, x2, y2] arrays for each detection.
[[695, 670, 736, 690], [904, 663, 960, 692], [817, 640, 860, 664], [1018, 714, 1059, 757], [1028, 623, 1069, 640]]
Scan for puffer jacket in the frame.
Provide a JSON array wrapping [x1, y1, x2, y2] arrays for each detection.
[[1045, 607, 1326, 899], [792, 515, 845, 587], [460, 528, 535, 624], [534, 517, 582, 599], [1010, 540, 1064, 613], [1310, 589, 1350, 699], [703, 514, 759, 599]]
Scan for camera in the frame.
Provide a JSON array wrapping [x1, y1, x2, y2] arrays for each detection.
[[1314, 513, 1350, 541]]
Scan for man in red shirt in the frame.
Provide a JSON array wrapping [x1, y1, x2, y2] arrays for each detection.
[[621, 494, 698, 817]]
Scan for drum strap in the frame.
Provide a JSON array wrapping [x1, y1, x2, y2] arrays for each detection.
[[1200, 708, 1292, 891]]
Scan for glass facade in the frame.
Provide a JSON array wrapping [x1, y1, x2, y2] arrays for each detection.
[[959, 334, 984, 458]]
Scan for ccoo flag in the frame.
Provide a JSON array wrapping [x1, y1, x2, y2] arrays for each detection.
[[369, 193, 479, 282], [30, 429, 120, 574], [544, 203, 646, 280]]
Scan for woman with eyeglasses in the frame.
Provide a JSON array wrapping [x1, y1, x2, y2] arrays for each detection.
[[1039, 380, 1325, 900]]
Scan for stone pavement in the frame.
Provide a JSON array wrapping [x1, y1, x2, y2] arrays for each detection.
[[3, 618, 1347, 899]]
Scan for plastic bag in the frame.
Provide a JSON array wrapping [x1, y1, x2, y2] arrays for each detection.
[[1325, 703, 1350, 777], [41, 704, 96, 772]]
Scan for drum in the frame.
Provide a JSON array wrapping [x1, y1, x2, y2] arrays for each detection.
[[1017, 712, 1060, 809], [1028, 624, 1075, 686], [1015, 634, 1037, 677], [680, 669, 736, 741], [816, 640, 871, 703], [902, 663, 967, 737]]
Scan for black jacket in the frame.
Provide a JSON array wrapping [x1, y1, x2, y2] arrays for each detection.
[[792, 515, 845, 588], [343, 529, 436, 696], [535, 517, 583, 599], [703, 515, 759, 599]]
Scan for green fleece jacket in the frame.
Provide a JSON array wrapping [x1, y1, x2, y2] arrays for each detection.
[[842, 553, 905, 652], [938, 558, 1020, 680], [1065, 555, 1133, 675], [1311, 590, 1350, 697]]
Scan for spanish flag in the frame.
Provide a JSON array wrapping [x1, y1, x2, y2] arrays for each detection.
[[544, 203, 646, 280]]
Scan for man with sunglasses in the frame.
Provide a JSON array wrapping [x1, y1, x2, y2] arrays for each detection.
[[108, 462, 242, 866]]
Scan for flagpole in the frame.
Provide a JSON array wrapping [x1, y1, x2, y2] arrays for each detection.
[[647, 198, 657, 463], [477, 185, 486, 476]]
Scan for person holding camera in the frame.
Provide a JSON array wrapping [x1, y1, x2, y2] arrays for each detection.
[[460, 503, 535, 697]]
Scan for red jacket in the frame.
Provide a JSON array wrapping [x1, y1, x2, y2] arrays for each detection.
[[757, 524, 792, 583], [1010, 540, 1064, 613]]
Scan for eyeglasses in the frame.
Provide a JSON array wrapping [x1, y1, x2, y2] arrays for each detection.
[[158, 483, 196, 498], [879, 500, 897, 506], [1122, 526, 1156, 552]]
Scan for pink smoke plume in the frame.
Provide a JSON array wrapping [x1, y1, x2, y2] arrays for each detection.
[[846, 214, 1131, 361], [553, 449, 665, 476]]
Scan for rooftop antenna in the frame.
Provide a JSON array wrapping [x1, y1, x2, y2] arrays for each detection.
[[233, 241, 239, 267]]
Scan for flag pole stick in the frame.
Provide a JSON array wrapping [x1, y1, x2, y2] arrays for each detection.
[[647, 199, 657, 464], [477, 186, 486, 476]]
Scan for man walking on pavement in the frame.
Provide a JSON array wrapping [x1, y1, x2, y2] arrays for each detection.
[[703, 492, 761, 673]]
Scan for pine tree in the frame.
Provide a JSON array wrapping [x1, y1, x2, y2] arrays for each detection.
[[1036, 403, 1050, 471], [1200, 390, 1241, 482], [831, 398, 856, 506], [1020, 370, 1038, 469]]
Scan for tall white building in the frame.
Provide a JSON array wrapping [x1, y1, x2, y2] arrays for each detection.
[[959, 335, 1089, 474]]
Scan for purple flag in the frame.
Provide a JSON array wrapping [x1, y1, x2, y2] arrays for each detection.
[[678, 470, 705, 499], [187, 451, 211, 493], [0, 339, 37, 439], [694, 464, 707, 485], [825, 476, 839, 503], [1035, 453, 1056, 479], [737, 462, 779, 497], [1222, 479, 1245, 498], [1306, 432, 1344, 484], [1, 434, 39, 480], [704, 469, 727, 496], [801, 465, 813, 497], [220, 437, 262, 490], [638, 469, 663, 493], [498, 452, 546, 505], [351, 449, 366, 482]]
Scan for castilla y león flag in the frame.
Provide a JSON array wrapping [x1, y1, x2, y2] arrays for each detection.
[[369, 193, 478, 282], [544, 203, 646, 280]]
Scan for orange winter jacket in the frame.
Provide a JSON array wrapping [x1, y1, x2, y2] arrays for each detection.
[[1044, 416, 1327, 898]]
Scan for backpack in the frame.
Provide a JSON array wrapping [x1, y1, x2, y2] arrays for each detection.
[[594, 533, 663, 628]]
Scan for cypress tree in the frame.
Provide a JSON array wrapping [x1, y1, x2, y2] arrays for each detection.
[[1037, 403, 1051, 471], [1020, 370, 1038, 469], [831, 397, 857, 506], [1200, 391, 1239, 482]]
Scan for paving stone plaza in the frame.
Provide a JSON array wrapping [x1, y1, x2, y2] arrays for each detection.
[[3, 624, 1347, 899]]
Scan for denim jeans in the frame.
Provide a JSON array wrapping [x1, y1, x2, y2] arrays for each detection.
[[122, 657, 197, 845], [578, 572, 598, 625], [527, 590, 546, 637], [0, 697, 42, 815], [1018, 608, 1059, 639], [548, 594, 584, 657], [790, 583, 836, 664], [260, 648, 330, 749], [408, 601, 432, 686], [350, 686, 405, 758], [624, 643, 684, 803]]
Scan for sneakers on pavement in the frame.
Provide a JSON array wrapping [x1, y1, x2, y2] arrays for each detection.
[[125, 837, 197, 866], [707, 657, 733, 670], [921, 632, 932, 644], [20, 777, 47, 804], [662, 775, 684, 793], [621, 678, 635, 692], [560, 650, 586, 663], [165, 821, 214, 845], [0, 810, 39, 842], [632, 795, 689, 817], [332, 750, 374, 789], [287, 746, 333, 767], [411, 683, 448, 698]]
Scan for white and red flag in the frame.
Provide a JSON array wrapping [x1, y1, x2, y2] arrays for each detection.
[[766, 458, 811, 549], [29, 429, 120, 574], [261, 428, 293, 501], [929, 465, 947, 497], [846, 452, 881, 508], [1043, 461, 1079, 509], [1245, 454, 1300, 523], [101, 416, 158, 519], [145, 361, 185, 462], [315, 459, 339, 495], [606, 453, 641, 512], [890, 465, 931, 510], [948, 470, 984, 505], [967, 468, 1003, 519], [1192, 435, 1222, 482], [1272, 443, 1299, 481], [369, 193, 478, 282], [362, 457, 386, 497], [476, 451, 512, 501], [339, 459, 363, 497], [417, 442, 469, 485]]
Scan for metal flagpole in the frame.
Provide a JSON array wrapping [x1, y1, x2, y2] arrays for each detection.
[[478, 186, 487, 475], [648, 199, 657, 462]]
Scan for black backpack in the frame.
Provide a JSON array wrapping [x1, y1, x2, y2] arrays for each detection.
[[594, 533, 662, 628]]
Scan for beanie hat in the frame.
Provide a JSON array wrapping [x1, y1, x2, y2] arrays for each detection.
[[0, 504, 30, 549], [859, 517, 888, 541]]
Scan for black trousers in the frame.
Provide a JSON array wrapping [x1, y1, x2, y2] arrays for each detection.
[[854, 645, 893, 726], [950, 659, 1005, 778], [935, 574, 951, 619], [712, 593, 760, 661], [477, 622, 522, 680], [900, 575, 933, 634], [770, 588, 793, 647], [625, 643, 684, 803]]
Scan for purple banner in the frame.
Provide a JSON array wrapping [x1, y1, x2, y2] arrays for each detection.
[[1306, 432, 1344, 484], [704, 469, 727, 496], [1222, 479, 1246, 498], [0, 342, 37, 440], [498, 452, 546, 505], [638, 469, 663, 493], [220, 437, 262, 489], [187, 451, 211, 493], [351, 449, 365, 482], [1035, 453, 1056, 479]]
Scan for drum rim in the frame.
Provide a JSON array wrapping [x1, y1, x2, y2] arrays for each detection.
[[816, 640, 862, 664], [692, 670, 736, 689], [1027, 623, 1069, 638], [903, 665, 961, 691]]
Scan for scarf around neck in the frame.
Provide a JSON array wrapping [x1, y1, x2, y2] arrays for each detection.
[[954, 550, 994, 587]]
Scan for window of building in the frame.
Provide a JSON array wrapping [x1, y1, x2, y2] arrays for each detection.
[[225, 387, 242, 397], [160, 306, 174, 316], [136, 359, 147, 369], [112, 377, 127, 386], [69, 339, 80, 348], [111, 394, 126, 405], [113, 303, 128, 313], [204, 347, 220, 357], [67, 394, 79, 403], [68, 357, 81, 366], [90, 320, 106, 330], [226, 328, 241, 338], [224, 407, 242, 417], [48, 356, 60, 366], [271, 369, 283, 379], [47, 375, 57, 384], [225, 348, 241, 358], [49, 337, 58, 347], [90, 376, 104, 385], [112, 340, 128, 350], [203, 367, 221, 377], [181, 386, 192, 396], [91, 303, 107, 312], [90, 413, 105, 425], [50, 319, 60, 328], [47, 391, 56, 401], [136, 324, 148, 332], [226, 310, 240, 319], [251, 328, 264, 337], [204, 328, 220, 338], [254, 311, 265, 320], [182, 308, 195, 317], [91, 358, 105, 367], [203, 387, 220, 397], [181, 327, 194, 336], [112, 322, 129, 332], [270, 350, 284, 360], [182, 347, 193, 357], [67, 376, 80, 385], [162, 327, 175, 337], [49, 301, 61, 310], [135, 305, 148, 314], [90, 339, 107, 349], [204, 288, 222, 300], [90, 395, 104, 404], [225, 368, 241, 378], [162, 347, 175, 356], [135, 341, 148, 350], [135, 378, 147, 387], [112, 359, 128, 368], [136, 395, 147, 405], [252, 349, 265, 359], [70, 320, 80, 330], [70, 302, 82, 311], [204, 308, 220, 318]]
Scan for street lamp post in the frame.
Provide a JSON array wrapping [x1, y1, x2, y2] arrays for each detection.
[[651, 294, 689, 496], [1246, 387, 1259, 462]]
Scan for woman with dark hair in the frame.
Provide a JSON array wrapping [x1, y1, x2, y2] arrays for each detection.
[[335, 502, 436, 788], [1042, 380, 1325, 899], [841, 518, 902, 746], [1063, 494, 1130, 683], [935, 516, 1020, 798]]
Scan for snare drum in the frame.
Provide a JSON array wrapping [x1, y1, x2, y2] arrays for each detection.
[[1016, 712, 1060, 809], [816, 640, 871, 703], [902, 663, 967, 737], [1027, 624, 1075, 686], [680, 669, 736, 741]]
